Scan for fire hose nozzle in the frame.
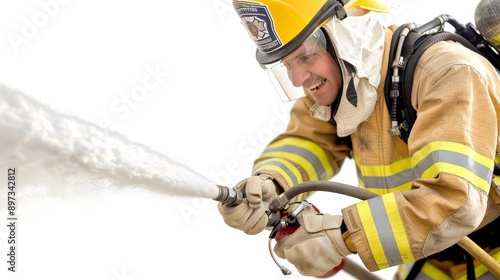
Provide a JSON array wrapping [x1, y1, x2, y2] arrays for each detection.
[[213, 185, 244, 207]]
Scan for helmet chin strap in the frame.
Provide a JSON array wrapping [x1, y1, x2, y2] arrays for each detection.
[[333, 0, 348, 20], [320, 28, 343, 117], [308, 28, 342, 123]]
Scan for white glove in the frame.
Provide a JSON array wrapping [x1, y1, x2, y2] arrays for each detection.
[[217, 174, 277, 235], [273, 204, 352, 276]]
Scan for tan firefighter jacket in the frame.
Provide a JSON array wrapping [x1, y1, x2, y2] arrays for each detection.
[[251, 24, 500, 277]]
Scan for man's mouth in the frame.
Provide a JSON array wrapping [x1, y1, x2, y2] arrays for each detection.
[[309, 79, 326, 94]]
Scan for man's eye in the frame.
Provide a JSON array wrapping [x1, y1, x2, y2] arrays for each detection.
[[297, 53, 316, 64]]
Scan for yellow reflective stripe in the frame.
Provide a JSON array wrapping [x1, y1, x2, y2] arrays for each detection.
[[399, 250, 500, 279], [253, 159, 300, 187], [412, 141, 493, 194], [262, 137, 334, 181], [412, 142, 492, 168], [363, 182, 413, 195], [423, 162, 490, 193], [396, 264, 410, 280], [398, 262, 453, 280], [458, 250, 500, 280], [253, 158, 303, 184], [356, 155, 412, 177], [252, 159, 314, 202], [356, 193, 414, 269], [356, 200, 389, 269], [382, 194, 415, 264], [420, 262, 453, 280], [269, 137, 333, 176], [260, 150, 320, 180], [354, 154, 416, 192]]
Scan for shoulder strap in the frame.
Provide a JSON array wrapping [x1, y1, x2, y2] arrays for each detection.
[[385, 15, 500, 176], [385, 15, 497, 144], [401, 32, 480, 140]]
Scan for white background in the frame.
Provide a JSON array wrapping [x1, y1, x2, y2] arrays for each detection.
[[0, 1, 481, 279]]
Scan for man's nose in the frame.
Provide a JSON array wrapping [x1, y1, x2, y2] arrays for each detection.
[[288, 64, 310, 88]]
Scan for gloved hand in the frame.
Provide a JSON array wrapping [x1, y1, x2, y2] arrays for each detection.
[[273, 203, 352, 276], [217, 174, 277, 235]]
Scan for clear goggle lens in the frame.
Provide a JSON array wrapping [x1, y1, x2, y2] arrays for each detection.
[[262, 29, 327, 101]]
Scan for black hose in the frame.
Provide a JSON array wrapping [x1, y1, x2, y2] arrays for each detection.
[[414, 14, 450, 33], [268, 181, 377, 212]]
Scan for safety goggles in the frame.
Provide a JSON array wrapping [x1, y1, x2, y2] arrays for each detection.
[[261, 29, 327, 101]]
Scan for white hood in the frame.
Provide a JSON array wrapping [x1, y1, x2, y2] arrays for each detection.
[[310, 13, 385, 137]]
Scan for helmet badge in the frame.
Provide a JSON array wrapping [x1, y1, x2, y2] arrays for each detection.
[[243, 16, 267, 40], [233, 1, 283, 53]]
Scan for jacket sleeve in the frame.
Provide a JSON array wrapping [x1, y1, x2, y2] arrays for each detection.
[[252, 93, 351, 200], [342, 41, 500, 271]]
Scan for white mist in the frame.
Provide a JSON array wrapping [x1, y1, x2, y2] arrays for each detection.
[[0, 84, 219, 200]]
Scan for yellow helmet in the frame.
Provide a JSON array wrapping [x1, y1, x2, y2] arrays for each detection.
[[233, 0, 340, 65], [233, 0, 390, 65], [344, 0, 391, 13], [233, 0, 390, 102]]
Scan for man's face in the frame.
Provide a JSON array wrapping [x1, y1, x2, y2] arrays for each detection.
[[282, 39, 342, 106]]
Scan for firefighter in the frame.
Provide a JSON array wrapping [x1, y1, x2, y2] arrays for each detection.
[[217, 0, 500, 279]]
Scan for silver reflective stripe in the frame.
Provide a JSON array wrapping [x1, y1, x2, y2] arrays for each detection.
[[414, 150, 493, 182], [264, 145, 327, 179], [357, 165, 417, 190], [368, 196, 403, 267]]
